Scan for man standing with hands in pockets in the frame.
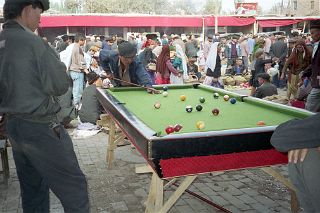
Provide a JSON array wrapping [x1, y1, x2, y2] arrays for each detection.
[[0, 0, 90, 212]]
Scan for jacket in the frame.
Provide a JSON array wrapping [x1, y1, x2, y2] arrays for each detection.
[[253, 82, 278, 99], [99, 49, 152, 87], [0, 20, 69, 123], [225, 42, 241, 59]]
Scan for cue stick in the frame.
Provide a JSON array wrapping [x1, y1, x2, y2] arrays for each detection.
[[112, 77, 148, 89]]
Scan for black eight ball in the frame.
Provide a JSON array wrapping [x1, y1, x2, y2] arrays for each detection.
[[196, 105, 203, 111], [163, 86, 168, 91]]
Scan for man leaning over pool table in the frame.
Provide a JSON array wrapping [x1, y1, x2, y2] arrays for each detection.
[[99, 40, 159, 94]]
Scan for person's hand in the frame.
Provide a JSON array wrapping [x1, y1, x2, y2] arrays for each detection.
[[146, 87, 161, 94], [177, 73, 182, 77], [288, 148, 308, 163], [280, 73, 285, 80]]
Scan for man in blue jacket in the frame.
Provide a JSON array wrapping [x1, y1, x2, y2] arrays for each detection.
[[99, 41, 158, 93]]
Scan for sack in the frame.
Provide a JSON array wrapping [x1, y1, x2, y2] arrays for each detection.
[[0, 114, 7, 140], [234, 75, 247, 86]]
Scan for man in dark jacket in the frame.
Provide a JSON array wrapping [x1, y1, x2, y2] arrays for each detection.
[[99, 41, 157, 93], [270, 36, 288, 88], [253, 73, 278, 99], [271, 113, 320, 212], [0, 0, 89, 212], [305, 20, 320, 112]]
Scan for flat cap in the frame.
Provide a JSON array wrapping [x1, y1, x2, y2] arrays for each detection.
[[118, 41, 137, 58], [6, 0, 50, 11]]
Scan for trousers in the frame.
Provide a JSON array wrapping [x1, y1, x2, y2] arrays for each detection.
[[6, 117, 90, 213], [289, 148, 320, 212]]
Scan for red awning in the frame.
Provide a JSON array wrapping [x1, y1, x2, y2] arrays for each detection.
[[39, 15, 203, 28], [258, 19, 303, 27], [217, 16, 256, 26]]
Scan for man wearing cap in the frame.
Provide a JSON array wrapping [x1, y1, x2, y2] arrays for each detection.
[[253, 73, 278, 99], [304, 20, 320, 112], [99, 41, 157, 93], [0, 0, 90, 212]]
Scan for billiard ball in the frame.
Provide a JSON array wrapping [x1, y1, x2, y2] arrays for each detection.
[[180, 95, 186, 101], [163, 86, 168, 91], [163, 91, 168, 97], [213, 93, 219, 99], [257, 121, 266, 126], [154, 101, 161, 109], [174, 124, 183, 132], [199, 97, 205, 103], [230, 98, 237, 104], [196, 121, 205, 130], [186, 105, 193, 113], [165, 126, 175, 134], [196, 104, 203, 111], [223, 95, 230, 101], [212, 108, 219, 116]]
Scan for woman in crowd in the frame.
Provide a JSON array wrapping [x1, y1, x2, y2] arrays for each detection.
[[155, 45, 180, 84], [281, 39, 312, 100]]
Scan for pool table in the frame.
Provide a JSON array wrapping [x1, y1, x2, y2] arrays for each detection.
[[97, 84, 313, 178]]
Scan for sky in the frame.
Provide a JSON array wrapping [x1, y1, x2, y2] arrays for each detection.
[[1, 0, 284, 13]]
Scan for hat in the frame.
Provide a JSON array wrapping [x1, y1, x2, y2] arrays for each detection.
[[86, 73, 100, 85], [257, 73, 271, 81], [207, 34, 213, 39], [118, 41, 137, 58], [6, 0, 50, 11], [105, 36, 114, 42], [310, 20, 320, 29]]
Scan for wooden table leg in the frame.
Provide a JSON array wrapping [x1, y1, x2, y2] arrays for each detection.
[[106, 118, 116, 169], [261, 167, 299, 213]]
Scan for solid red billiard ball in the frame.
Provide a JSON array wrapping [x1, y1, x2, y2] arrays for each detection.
[[212, 108, 219, 116], [223, 95, 230, 101], [213, 93, 219, 99], [174, 124, 183, 132], [186, 105, 193, 113], [196, 104, 203, 111], [257, 121, 266, 126], [230, 98, 237, 104], [199, 97, 205, 103], [180, 95, 186, 101], [165, 126, 175, 134], [154, 102, 161, 109]]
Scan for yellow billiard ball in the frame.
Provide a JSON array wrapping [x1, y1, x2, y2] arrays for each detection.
[[180, 95, 186, 101]]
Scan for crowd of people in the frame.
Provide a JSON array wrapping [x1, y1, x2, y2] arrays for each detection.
[[0, 0, 319, 212]]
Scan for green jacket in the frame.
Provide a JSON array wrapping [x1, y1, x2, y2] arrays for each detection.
[[0, 20, 69, 123]]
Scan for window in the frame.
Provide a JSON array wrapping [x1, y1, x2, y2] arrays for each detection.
[[293, 0, 298, 10], [311, 1, 315, 10]]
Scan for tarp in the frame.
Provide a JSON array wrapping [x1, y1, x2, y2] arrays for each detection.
[[39, 15, 256, 28], [258, 19, 303, 27], [217, 16, 256, 26], [40, 15, 203, 27]]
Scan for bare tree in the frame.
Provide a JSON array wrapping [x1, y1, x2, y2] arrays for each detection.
[[203, 0, 222, 15]]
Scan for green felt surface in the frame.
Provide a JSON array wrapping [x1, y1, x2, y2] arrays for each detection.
[[106, 86, 305, 135]]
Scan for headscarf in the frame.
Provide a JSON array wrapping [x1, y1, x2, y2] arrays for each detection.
[[174, 43, 188, 80], [288, 39, 312, 72], [205, 42, 219, 73], [156, 44, 170, 77]]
